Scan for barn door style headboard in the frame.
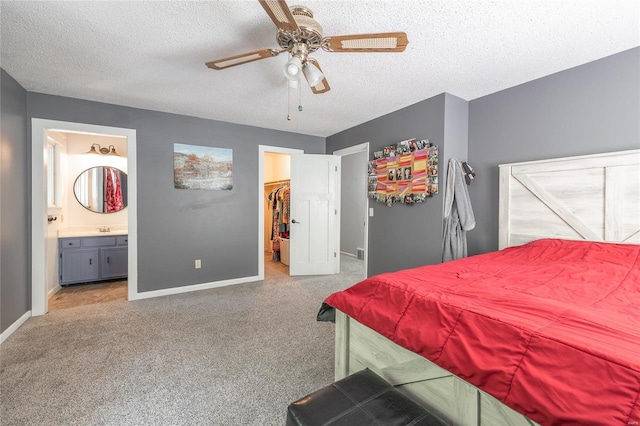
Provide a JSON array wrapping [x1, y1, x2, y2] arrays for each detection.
[[499, 149, 640, 249]]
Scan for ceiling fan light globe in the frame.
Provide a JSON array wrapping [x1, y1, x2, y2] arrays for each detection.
[[304, 62, 324, 87], [284, 57, 302, 81], [286, 64, 299, 76]]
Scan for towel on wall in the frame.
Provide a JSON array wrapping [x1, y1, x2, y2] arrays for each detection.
[[442, 158, 476, 262]]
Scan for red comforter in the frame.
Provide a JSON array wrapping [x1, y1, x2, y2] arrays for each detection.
[[325, 239, 640, 425]]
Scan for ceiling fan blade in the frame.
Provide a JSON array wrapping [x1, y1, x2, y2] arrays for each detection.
[[322, 32, 409, 53], [258, 0, 299, 32], [206, 48, 282, 70], [303, 59, 330, 94]]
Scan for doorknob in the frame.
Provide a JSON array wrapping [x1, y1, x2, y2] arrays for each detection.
[[291, 219, 300, 224]]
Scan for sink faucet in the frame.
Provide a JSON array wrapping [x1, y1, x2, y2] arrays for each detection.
[[98, 226, 111, 232]]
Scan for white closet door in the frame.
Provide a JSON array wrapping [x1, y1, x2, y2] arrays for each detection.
[[289, 154, 340, 276]]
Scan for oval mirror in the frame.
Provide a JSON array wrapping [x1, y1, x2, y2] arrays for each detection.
[[74, 166, 128, 213]]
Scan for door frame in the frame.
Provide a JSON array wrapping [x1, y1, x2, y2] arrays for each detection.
[[258, 145, 303, 280], [31, 119, 138, 315], [333, 142, 369, 278]]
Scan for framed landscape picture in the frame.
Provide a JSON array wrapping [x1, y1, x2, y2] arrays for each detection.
[[174, 143, 233, 190]]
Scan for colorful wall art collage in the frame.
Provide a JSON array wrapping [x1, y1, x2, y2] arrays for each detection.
[[368, 138, 438, 207]]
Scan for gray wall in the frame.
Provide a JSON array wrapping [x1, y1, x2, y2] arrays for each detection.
[[467, 47, 640, 255], [443, 93, 469, 167], [1, 69, 29, 333], [327, 93, 470, 276], [27, 93, 325, 293], [327, 94, 449, 276], [339, 150, 367, 256]]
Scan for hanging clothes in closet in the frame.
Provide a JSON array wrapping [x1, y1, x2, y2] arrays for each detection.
[[267, 181, 290, 261]]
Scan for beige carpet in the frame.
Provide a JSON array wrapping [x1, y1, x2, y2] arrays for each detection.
[[0, 255, 364, 426]]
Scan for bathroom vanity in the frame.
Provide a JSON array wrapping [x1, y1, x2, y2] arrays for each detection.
[[58, 232, 128, 285]]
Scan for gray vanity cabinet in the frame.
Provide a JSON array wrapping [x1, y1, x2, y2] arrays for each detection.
[[59, 235, 128, 285], [59, 248, 99, 284], [101, 247, 128, 279]]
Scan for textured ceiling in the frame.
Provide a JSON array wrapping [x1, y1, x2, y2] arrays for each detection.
[[1, 1, 638, 137]]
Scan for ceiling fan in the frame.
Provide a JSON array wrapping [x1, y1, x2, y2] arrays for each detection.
[[206, 0, 409, 94]]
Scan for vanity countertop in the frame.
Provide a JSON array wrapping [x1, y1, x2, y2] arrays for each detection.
[[58, 229, 128, 238]]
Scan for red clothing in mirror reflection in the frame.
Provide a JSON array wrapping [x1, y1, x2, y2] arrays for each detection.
[[105, 167, 124, 213]]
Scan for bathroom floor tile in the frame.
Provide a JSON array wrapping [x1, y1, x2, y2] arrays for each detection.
[[48, 280, 127, 311]]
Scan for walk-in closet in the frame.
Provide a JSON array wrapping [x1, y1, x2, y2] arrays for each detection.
[[264, 152, 291, 271]]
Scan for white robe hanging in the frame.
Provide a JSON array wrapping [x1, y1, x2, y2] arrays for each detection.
[[442, 158, 476, 262]]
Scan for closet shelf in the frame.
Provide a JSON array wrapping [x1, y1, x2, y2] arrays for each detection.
[[265, 179, 290, 186]]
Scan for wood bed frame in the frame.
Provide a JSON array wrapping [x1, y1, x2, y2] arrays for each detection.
[[499, 149, 640, 249], [334, 149, 640, 425]]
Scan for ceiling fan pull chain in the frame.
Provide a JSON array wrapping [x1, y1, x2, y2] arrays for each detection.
[[298, 81, 303, 112], [287, 80, 292, 121]]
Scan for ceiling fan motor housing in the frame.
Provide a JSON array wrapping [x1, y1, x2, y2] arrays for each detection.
[[276, 6, 323, 53]]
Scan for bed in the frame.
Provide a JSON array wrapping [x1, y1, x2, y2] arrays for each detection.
[[323, 150, 640, 425]]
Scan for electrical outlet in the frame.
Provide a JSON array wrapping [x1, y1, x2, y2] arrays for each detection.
[[195, 259, 201, 269]]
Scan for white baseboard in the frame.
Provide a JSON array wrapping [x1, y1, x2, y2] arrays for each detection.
[[48, 284, 61, 299], [129, 275, 261, 301], [0, 310, 31, 345]]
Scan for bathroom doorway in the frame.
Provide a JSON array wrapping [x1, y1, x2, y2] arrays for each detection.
[[31, 119, 138, 316], [45, 130, 129, 311]]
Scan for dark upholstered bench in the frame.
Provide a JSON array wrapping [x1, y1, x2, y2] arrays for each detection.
[[286, 368, 448, 426]]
